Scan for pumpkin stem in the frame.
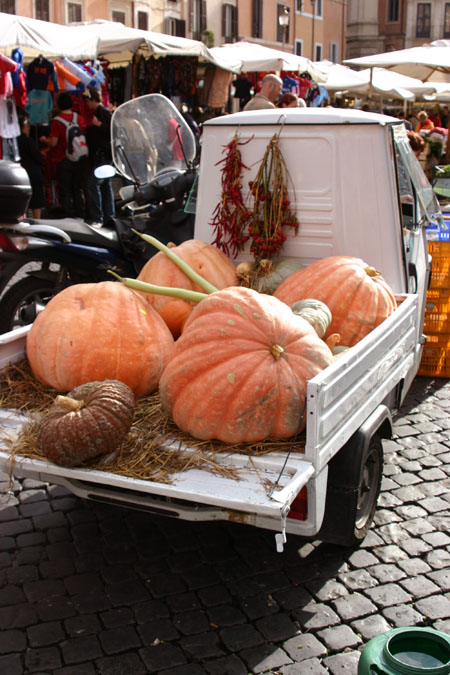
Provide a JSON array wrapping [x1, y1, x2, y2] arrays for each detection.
[[130, 231, 220, 294], [54, 395, 85, 412], [270, 344, 285, 360], [107, 270, 209, 303], [365, 266, 382, 278]]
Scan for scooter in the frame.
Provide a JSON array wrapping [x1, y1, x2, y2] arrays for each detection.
[[0, 94, 198, 334]]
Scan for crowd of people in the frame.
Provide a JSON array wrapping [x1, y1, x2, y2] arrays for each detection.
[[19, 88, 114, 228], [17, 73, 450, 221]]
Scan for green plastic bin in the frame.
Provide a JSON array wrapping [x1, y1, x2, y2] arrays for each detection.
[[358, 627, 450, 674]]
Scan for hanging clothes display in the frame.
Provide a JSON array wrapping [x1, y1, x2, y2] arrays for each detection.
[[27, 56, 59, 92], [25, 89, 53, 125]]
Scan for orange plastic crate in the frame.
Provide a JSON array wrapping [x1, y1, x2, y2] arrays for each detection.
[[427, 241, 450, 257], [418, 333, 450, 378], [429, 256, 450, 288], [426, 288, 450, 301], [423, 313, 450, 333]]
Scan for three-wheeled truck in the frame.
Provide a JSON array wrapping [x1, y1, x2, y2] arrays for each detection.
[[0, 105, 439, 551]]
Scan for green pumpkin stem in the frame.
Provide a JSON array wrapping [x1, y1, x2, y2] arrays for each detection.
[[107, 270, 209, 303], [130, 231, 219, 294]]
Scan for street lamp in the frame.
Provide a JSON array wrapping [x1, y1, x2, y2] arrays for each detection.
[[279, 6, 290, 52], [311, 0, 315, 60]]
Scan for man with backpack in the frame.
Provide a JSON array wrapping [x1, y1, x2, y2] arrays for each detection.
[[40, 92, 88, 219]]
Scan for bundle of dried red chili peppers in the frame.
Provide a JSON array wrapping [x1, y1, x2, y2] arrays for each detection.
[[248, 133, 299, 260], [210, 134, 252, 258], [210, 131, 298, 261]]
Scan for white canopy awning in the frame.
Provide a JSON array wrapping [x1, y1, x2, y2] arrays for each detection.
[[0, 12, 99, 60], [314, 60, 436, 100], [73, 20, 239, 71], [344, 43, 450, 83], [209, 41, 325, 81]]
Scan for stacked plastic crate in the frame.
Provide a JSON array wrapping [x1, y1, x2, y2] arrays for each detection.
[[418, 225, 450, 377]]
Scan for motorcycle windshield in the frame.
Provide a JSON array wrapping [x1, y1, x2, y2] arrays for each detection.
[[111, 94, 196, 185]]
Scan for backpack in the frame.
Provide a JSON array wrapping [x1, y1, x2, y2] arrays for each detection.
[[55, 112, 89, 162]]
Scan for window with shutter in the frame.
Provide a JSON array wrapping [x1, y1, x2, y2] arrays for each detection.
[[137, 11, 148, 30], [223, 3, 236, 41], [190, 0, 204, 40], [445, 3, 450, 38], [416, 3, 431, 38], [0, 0, 14, 12], [388, 0, 399, 22], [35, 0, 49, 21], [295, 39, 303, 55], [112, 9, 126, 23], [252, 0, 262, 38], [68, 2, 82, 22], [330, 42, 338, 63], [176, 19, 186, 37], [232, 4, 238, 40]]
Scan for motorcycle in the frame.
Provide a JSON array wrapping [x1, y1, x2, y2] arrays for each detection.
[[0, 94, 198, 334]]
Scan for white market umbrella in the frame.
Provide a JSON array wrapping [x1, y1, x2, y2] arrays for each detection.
[[0, 12, 99, 60], [344, 43, 450, 83], [75, 20, 239, 71], [313, 60, 370, 91], [315, 61, 435, 100], [210, 41, 325, 81]]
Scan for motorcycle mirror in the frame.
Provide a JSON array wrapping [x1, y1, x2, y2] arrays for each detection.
[[95, 165, 116, 179], [119, 185, 135, 200]]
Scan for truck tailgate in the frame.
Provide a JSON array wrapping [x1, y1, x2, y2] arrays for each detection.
[[305, 293, 418, 470], [0, 404, 313, 519]]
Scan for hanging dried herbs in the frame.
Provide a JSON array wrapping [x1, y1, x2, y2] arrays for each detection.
[[210, 130, 299, 262], [248, 132, 299, 261], [210, 134, 253, 258]]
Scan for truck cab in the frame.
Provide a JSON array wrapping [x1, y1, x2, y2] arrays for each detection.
[[195, 107, 433, 393]]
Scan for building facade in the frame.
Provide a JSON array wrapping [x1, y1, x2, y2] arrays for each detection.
[[346, 0, 450, 58], [3, 0, 347, 63]]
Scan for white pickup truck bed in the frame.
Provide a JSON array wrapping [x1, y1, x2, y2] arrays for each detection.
[[0, 294, 419, 546]]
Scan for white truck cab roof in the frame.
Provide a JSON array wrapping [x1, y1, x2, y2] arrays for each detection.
[[203, 107, 403, 128]]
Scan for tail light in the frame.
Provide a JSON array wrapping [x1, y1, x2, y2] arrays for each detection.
[[287, 487, 308, 521], [0, 232, 18, 252]]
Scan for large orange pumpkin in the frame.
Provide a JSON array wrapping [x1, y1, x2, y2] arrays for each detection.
[[137, 239, 237, 314], [159, 286, 334, 444], [26, 281, 174, 396], [274, 256, 397, 347]]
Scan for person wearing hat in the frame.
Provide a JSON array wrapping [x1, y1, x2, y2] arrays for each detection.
[[84, 87, 115, 228]]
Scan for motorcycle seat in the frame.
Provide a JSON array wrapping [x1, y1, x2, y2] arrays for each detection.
[[27, 218, 122, 252]]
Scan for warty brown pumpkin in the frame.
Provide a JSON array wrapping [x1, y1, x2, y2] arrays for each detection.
[[37, 380, 135, 467]]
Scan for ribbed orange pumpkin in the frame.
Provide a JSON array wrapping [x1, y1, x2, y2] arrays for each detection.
[[274, 256, 397, 347], [137, 239, 237, 314], [26, 281, 174, 395], [158, 299, 194, 339], [159, 286, 334, 444]]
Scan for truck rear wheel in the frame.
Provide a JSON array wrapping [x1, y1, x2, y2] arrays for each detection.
[[317, 434, 383, 548]]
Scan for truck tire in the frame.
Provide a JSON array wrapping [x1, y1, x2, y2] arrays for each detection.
[[317, 433, 383, 548], [0, 277, 56, 334]]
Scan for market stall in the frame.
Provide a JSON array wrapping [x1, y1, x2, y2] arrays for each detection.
[[72, 20, 239, 111], [209, 41, 326, 111]]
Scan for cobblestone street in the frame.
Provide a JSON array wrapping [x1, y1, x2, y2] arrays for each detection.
[[0, 375, 449, 674]]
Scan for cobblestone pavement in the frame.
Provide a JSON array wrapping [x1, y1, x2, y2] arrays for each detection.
[[0, 375, 449, 675]]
